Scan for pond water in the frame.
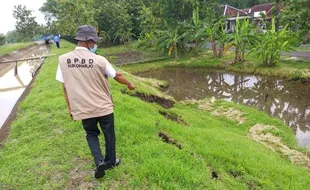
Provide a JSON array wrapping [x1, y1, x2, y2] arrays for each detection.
[[138, 68, 310, 148], [0, 44, 49, 129]]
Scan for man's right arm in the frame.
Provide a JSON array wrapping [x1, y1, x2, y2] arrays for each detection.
[[114, 71, 136, 90], [104, 60, 136, 90]]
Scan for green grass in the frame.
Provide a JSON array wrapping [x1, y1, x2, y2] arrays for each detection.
[[0, 42, 35, 57], [0, 41, 310, 189]]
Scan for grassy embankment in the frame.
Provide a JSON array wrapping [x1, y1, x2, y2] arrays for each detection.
[[0, 41, 309, 189], [0, 42, 35, 57]]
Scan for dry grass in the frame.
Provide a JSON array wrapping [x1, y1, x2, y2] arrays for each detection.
[[249, 124, 310, 168], [212, 107, 246, 125], [180, 97, 216, 111], [302, 69, 310, 78], [180, 98, 247, 125]]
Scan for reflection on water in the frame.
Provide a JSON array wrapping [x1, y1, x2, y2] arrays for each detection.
[[138, 68, 310, 148], [0, 45, 49, 128]]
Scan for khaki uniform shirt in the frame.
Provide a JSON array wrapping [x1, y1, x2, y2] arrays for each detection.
[[56, 47, 116, 120]]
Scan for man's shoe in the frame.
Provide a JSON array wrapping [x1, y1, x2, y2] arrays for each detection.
[[94, 161, 106, 179], [104, 158, 121, 170], [115, 158, 121, 167]]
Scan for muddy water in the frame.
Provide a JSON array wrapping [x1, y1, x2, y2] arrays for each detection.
[[0, 44, 49, 128], [138, 68, 310, 148]]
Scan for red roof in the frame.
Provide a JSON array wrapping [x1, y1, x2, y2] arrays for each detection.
[[222, 3, 284, 18], [241, 8, 250, 13], [223, 5, 248, 17], [251, 3, 274, 13]]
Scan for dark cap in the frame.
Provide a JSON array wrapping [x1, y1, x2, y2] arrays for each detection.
[[74, 25, 102, 42]]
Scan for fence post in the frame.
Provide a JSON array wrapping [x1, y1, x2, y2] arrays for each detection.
[[14, 61, 18, 76]]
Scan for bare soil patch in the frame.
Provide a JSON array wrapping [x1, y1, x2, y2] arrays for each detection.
[[158, 132, 182, 149], [158, 111, 188, 126], [211, 170, 219, 179], [67, 158, 99, 190], [130, 92, 175, 108]]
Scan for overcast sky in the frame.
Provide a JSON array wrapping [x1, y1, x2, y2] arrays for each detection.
[[0, 0, 46, 34]]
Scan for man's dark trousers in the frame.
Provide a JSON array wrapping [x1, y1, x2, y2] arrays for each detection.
[[82, 113, 116, 166], [56, 42, 60, 48]]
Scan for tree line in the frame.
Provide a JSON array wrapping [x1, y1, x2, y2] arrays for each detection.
[[1, 0, 309, 64], [38, 0, 309, 44]]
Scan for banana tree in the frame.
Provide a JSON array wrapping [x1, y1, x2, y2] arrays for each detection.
[[250, 18, 293, 67], [227, 17, 254, 64], [205, 19, 227, 58], [182, 2, 207, 54], [156, 26, 185, 59]]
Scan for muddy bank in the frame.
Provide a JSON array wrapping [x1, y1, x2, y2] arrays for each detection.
[[128, 91, 175, 109]]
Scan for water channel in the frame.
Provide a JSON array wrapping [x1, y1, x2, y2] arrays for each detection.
[[138, 68, 310, 148], [0, 44, 49, 129]]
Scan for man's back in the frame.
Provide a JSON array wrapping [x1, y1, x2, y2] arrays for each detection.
[[58, 47, 113, 120], [53, 35, 60, 42]]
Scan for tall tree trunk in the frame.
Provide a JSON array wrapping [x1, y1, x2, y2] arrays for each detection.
[[211, 40, 217, 57]]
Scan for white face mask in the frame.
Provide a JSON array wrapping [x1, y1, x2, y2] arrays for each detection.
[[89, 44, 97, 53]]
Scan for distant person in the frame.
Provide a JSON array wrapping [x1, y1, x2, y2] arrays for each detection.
[[43, 35, 49, 45], [53, 35, 60, 48], [56, 25, 136, 179]]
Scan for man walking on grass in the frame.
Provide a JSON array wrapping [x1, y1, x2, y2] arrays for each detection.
[[53, 34, 60, 48], [56, 25, 136, 178]]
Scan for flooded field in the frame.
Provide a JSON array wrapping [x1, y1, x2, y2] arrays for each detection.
[[138, 68, 310, 148]]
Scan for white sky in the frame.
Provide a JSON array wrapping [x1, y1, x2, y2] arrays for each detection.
[[0, 0, 46, 34]]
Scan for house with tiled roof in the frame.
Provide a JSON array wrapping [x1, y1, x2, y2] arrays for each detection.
[[221, 3, 283, 32]]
